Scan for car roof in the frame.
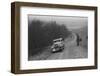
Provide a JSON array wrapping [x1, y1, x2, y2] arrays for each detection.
[[53, 38, 62, 41]]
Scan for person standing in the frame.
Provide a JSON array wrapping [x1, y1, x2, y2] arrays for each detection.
[[76, 33, 81, 46]]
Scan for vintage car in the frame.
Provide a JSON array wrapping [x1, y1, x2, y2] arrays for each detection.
[[51, 38, 64, 53]]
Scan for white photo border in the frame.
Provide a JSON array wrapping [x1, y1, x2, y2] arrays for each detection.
[[20, 6, 95, 70]]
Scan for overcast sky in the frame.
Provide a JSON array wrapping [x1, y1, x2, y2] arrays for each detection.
[[28, 15, 88, 29]]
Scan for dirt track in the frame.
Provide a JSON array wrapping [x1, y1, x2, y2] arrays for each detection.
[[46, 33, 88, 60], [29, 33, 88, 60]]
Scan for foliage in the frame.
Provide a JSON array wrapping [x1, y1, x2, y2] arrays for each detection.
[[28, 20, 70, 56]]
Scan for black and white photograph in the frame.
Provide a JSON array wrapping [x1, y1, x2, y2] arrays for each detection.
[[11, 2, 97, 74], [28, 15, 88, 61]]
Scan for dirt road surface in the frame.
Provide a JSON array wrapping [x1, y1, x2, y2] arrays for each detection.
[[46, 33, 88, 60], [29, 33, 88, 60]]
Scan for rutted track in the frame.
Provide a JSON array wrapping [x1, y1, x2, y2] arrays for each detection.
[[29, 33, 87, 60], [46, 33, 87, 60]]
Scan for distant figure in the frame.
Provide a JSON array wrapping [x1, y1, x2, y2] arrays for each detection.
[[76, 33, 82, 46], [86, 36, 88, 39]]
